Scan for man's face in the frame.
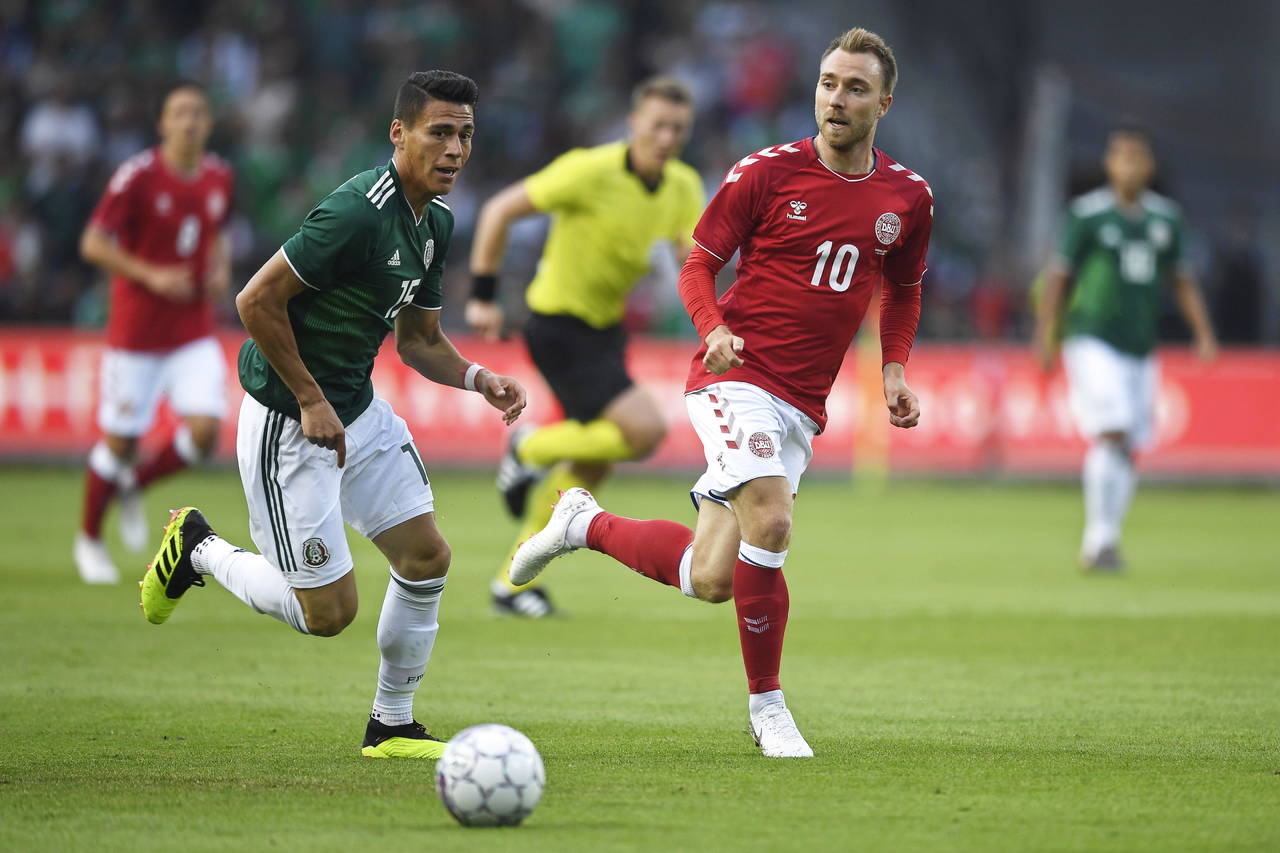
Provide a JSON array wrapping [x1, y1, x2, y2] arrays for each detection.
[[1104, 133, 1155, 195], [158, 87, 212, 154], [392, 99, 474, 196], [628, 96, 693, 167], [813, 49, 891, 152]]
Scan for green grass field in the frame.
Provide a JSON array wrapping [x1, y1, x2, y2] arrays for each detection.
[[0, 468, 1277, 852]]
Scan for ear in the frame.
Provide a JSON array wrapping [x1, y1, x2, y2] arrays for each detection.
[[877, 93, 893, 120], [389, 118, 405, 150]]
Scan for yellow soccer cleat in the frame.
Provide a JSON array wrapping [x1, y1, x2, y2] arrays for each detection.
[[139, 507, 213, 625], [361, 718, 448, 759]]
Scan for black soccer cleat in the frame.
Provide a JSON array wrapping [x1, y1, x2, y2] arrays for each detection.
[[491, 583, 557, 619], [495, 425, 541, 518], [361, 717, 447, 758]]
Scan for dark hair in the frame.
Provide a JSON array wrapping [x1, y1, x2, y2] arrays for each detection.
[[158, 80, 208, 117], [1108, 119, 1154, 149], [631, 75, 694, 110], [393, 70, 479, 126]]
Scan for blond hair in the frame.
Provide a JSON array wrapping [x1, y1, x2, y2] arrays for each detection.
[[822, 28, 898, 96], [631, 75, 694, 110]]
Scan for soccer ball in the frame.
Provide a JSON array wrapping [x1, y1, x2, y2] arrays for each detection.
[[435, 724, 545, 827]]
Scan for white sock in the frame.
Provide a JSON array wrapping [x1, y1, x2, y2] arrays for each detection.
[[749, 689, 786, 716], [1109, 445, 1136, 542], [565, 506, 604, 549], [193, 536, 309, 634], [677, 545, 696, 598], [89, 441, 132, 486], [173, 424, 204, 465], [371, 568, 446, 726], [1081, 443, 1115, 555]]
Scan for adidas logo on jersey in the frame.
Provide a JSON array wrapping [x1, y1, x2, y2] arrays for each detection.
[[387, 250, 401, 267]]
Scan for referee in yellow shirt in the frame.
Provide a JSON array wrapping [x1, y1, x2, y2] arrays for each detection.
[[467, 76, 704, 617]]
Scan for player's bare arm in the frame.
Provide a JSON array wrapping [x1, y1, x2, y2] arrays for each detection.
[[882, 362, 920, 428], [206, 231, 232, 299], [395, 307, 527, 425], [1171, 269, 1219, 362], [1033, 265, 1072, 372], [80, 224, 194, 301], [465, 181, 538, 340], [236, 249, 347, 466], [702, 324, 745, 375]]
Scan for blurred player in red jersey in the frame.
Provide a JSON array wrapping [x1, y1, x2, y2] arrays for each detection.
[[509, 28, 933, 758], [74, 81, 233, 584]]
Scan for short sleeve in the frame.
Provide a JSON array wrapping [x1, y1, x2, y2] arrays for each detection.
[[413, 210, 452, 310], [882, 191, 933, 285], [690, 159, 770, 262], [281, 192, 378, 291], [524, 148, 594, 212], [1056, 208, 1092, 272], [89, 158, 143, 235]]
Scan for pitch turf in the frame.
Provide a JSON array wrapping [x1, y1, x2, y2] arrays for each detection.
[[0, 468, 1277, 852]]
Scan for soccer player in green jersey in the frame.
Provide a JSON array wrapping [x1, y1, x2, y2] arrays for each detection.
[[465, 76, 704, 617], [138, 71, 528, 758], [1034, 123, 1216, 571]]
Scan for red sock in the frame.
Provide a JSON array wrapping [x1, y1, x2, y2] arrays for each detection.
[[135, 441, 188, 489], [81, 468, 117, 539], [734, 558, 789, 694], [586, 513, 693, 589]]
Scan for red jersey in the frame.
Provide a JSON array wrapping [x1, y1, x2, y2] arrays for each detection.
[[89, 147, 233, 351], [685, 137, 932, 431]]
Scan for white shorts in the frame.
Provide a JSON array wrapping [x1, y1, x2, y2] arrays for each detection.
[[236, 394, 435, 589], [98, 336, 227, 436], [1062, 335, 1158, 446], [685, 381, 818, 509]]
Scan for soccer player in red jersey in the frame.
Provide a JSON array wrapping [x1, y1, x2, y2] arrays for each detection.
[[74, 81, 233, 583], [509, 28, 933, 758]]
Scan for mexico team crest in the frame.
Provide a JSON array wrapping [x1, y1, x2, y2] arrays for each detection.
[[748, 432, 775, 458], [875, 212, 901, 245], [302, 537, 330, 568], [423, 238, 435, 268]]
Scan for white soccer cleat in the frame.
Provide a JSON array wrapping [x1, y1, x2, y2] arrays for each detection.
[[116, 482, 148, 552], [74, 532, 120, 585], [750, 706, 814, 758], [508, 487, 600, 587]]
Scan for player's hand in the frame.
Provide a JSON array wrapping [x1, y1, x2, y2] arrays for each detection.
[[300, 398, 346, 467], [465, 299, 504, 342], [478, 371, 527, 425], [1195, 334, 1218, 364], [882, 364, 920, 429], [147, 264, 195, 301], [703, 325, 744, 375]]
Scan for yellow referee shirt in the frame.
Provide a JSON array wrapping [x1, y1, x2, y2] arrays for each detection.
[[523, 141, 705, 329]]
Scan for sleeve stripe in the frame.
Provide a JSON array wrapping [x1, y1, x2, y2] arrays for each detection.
[[691, 238, 726, 262], [406, 303, 443, 310], [280, 247, 320, 290], [886, 278, 923, 287]]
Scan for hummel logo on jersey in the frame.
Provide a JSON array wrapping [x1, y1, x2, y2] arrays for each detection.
[[786, 200, 808, 222], [387, 249, 401, 267]]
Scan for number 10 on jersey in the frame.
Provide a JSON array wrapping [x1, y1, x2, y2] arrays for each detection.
[[811, 241, 859, 292]]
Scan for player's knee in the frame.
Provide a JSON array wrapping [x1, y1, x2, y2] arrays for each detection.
[[395, 543, 451, 582], [628, 420, 667, 459], [696, 575, 734, 604], [306, 607, 356, 637], [749, 513, 792, 552]]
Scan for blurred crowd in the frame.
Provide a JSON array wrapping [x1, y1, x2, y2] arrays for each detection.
[[0, 0, 1274, 342]]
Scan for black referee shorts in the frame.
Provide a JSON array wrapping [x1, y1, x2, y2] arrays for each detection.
[[523, 312, 634, 422]]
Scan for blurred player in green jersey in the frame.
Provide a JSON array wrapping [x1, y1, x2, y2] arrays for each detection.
[[139, 71, 528, 758], [1034, 123, 1216, 571], [466, 77, 704, 617]]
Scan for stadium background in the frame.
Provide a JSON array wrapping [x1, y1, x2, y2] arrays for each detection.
[[1, 0, 1277, 476]]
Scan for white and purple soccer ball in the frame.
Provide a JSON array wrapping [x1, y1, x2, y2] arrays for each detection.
[[435, 724, 545, 827]]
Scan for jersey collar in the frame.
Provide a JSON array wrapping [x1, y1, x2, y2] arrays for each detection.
[[386, 158, 425, 226], [810, 137, 879, 183]]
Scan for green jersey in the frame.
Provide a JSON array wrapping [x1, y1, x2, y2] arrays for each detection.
[[239, 159, 453, 424], [1057, 187, 1186, 357]]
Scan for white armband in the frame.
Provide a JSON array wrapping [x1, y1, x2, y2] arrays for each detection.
[[463, 363, 486, 392]]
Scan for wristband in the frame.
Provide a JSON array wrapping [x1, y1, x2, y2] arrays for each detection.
[[471, 274, 498, 302], [463, 363, 486, 392]]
